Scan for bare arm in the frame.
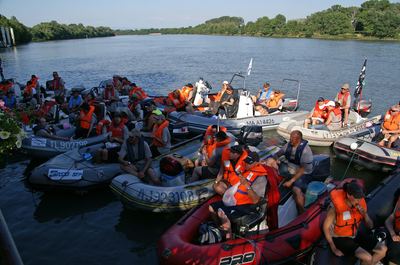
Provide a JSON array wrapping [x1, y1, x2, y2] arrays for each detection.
[[323, 207, 344, 257], [140, 157, 152, 173]]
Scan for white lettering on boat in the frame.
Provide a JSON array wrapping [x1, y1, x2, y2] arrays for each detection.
[[320, 123, 371, 139], [31, 138, 47, 147], [245, 118, 275, 126], [219, 252, 255, 265], [48, 169, 83, 180], [50, 140, 88, 150], [135, 188, 202, 205]]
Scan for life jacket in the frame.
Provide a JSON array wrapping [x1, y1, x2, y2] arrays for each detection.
[[130, 86, 148, 100], [215, 91, 224, 102], [203, 125, 227, 145], [337, 91, 350, 108], [284, 140, 308, 165], [24, 83, 35, 96], [327, 107, 342, 126], [312, 100, 329, 119], [36, 101, 56, 117], [394, 201, 400, 234], [104, 88, 115, 100], [96, 119, 111, 135], [221, 149, 248, 184], [152, 120, 170, 147], [206, 136, 231, 159], [0, 83, 13, 94], [331, 189, 367, 237], [258, 90, 272, 101], [263, 165, 282, 230], [180, 86, 193, 101], [126, 137, 145, 163], [267, 93, 284, 108], [108, 121, 125, 138], [52, 78, 62, 90], [383, 110, 400, 131], [80, 105, 95, 130], [31, 76, 39, 88], [168, 91, 186, 109], [231, 164, 268, 206]]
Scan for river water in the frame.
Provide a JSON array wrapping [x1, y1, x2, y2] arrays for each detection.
[[0, 35, 399, 265]]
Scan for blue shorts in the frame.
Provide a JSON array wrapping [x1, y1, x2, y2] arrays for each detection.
[[293, 174, 313, 193]]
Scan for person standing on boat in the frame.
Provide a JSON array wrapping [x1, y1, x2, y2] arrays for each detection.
[[188, 131, 231, 183], [150, 114, 171, 157], [303, 97, 329, 128], [335, 83, 351, 127], [385, 188, 400, 265], [378, 105, 400, 148], [323, 181, 387, 264], [118, 129, 161, 185], [277, 130, 313, 214], [50, 72, 66, 97]]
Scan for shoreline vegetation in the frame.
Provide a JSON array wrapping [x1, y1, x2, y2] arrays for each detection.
[[1, 0, 399, 46]]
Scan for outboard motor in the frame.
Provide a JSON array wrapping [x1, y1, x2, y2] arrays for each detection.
[[310, 154, 331, 181], [238, 126, 263, 147]]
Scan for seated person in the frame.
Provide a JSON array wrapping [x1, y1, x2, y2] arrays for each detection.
[[68, 90, 83, 113], [84, 92, 96, 106], [195, 125, 227, 167], [264, 90, 285, 113], [142, 101, 162, 131], [335, 83, 351, 126], [180, 83, 194, 102], [33, 117, 70, 141], [385, 188, 400, 265], [96, 112, 128, 163], [129, 83, 148, 100], [218, 85, 239, 118], [22, 80, 38, 106], [188, 131, 231, 183], [303, 97, 329, 128], [101, 83, 119, 102], [150, 114, 171, 157], [50, 71, 66, 97], [3, 90, 16, 109], [313, 101, 342, 131], [378, 105, 400, 148], [118, 129, 161, 185], [75, 103, 96, 139], [275, 130, 313, 214], [167, 89, 194, 113], [253, 82, 273, 115], [209, 152, 269, 239]]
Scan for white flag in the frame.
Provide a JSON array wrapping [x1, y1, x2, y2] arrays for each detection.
[[247, 58, 253, 76]]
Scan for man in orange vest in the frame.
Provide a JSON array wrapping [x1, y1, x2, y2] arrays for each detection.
[[150, 114, 171, 157], [303, 97, 329, 128], [323, 181, 387, 263], [75, 103, 96, 139], [378, 105, 400, 148], [209, 152, 269, 239], [385, 188, 400, 264], [335, 83, 351, 127], [50, 71, 66, 97]]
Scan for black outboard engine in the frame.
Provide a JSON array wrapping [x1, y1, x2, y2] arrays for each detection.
[[237, 125, 263, 147], [311, 154, 331, 181]]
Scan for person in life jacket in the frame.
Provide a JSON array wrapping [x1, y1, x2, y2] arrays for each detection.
[[180, 83, 194, 102], [75, 103, 96, 139], [50, 72, 66, 97], [378, 105, 400, 148], [68, 89, 83, 113], [218, 85, 239, 118], [102, 83, 119, 102], [23, 80, 38, 105], [167, 89, 194, 113], [323, 101, 342, 130], [118, 129, 161, 185], [33, 117, 70, 141], [335, 83, 351, 127], [385, 188, 400, 264], [120, 77, 132, 96], [129, 83, 148, 101], [195, 125, 227, 167], [265, 90, 285, 113], [112, 75, 123, 92], [323, 181, 387, 263], [188, 131, 232, 183], [209, 152, 270, 239], [96, 112, 128, 163], [213, 145, 248, 195], [253, 82, 274, 115], [0, 80, 13, 94], [275, 130, 314, 214], [304, 97, 330, 128], [150, 114, 171, 157], [84, 92, 96, 106]]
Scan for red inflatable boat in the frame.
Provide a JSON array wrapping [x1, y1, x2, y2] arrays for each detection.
[[158, 178, 363, 265]]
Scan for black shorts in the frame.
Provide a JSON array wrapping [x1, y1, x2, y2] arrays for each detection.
[[386, 231, 400, 263], [332, 231, 378, 256], [210, 201, 257, 220], [201, 166, 218, 179]]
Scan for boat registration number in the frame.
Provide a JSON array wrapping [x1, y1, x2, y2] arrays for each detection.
[[220, 252, 255, 265], [48, 169, 83, 180], [245, 118, 275, 126], [49, 140, 88, 150]]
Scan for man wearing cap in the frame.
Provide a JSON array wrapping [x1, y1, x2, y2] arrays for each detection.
[[335, 83, 352, 126], [323, 181, 387, 264], [277, 130, 314, 214], [378, 105, 400, 148], [209, 151, 269, 239], [118, 129, 160, 185], [303, 97, 329, 128]]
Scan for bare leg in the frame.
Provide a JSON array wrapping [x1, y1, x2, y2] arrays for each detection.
[[355, 247, 372, 265], [218, 209, 232, 239], [370, 243, 387, 265], [147, 168, 162, 186], [388, 134, 398, 149], [304, 118, 310, 128], [213, 182, 228, 196], [293, 186, 305, 214], [378, 134, 390, 147], [120, 164, 139, 175], [343, 108, 349, 125]]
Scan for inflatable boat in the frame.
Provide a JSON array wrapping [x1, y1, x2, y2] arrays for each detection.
[[309, 169, 400, 265], [333, 124, 400, 172], [110, 144, 280, 213], [277, 111, 381, 146], [158, 156, 355, 265]]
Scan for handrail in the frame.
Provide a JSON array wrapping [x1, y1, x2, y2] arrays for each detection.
[[0, 209, 24, 265]]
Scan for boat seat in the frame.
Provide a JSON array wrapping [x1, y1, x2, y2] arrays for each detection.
[[230, 198, 268, 236]]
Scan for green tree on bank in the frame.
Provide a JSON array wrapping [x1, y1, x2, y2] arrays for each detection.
[[0, 15, 32, 44]]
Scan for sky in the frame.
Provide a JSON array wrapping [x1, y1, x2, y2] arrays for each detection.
[[0, 0, 398, 29]]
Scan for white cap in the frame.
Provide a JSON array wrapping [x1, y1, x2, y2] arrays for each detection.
[[325, 101, 335, 107], [223, 81, 229, 85]]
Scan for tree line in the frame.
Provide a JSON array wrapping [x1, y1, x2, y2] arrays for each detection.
[[116, 0, 400, 40], [0, 15, 114, 45]]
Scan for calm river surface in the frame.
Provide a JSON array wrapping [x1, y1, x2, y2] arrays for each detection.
[[0, 35, 399, 265]]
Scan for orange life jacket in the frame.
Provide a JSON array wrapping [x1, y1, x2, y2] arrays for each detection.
[[31, 76, 39, 88], [108, 121, 125, 138], [24, 84, 35, 96], [337, 92, 350, 108], [80, 105, 95, 130], [203, 125, 227, 145], [168, 91, 186, 109], [331, 189, 367, 237], [221, 148, 248, 184], [129, 86, 147, 100], [383, 110, 400, 131], [0, 83, 12, 94], [104, 88, 115, 100], [96, 119, 111, 135], [152, 120, 170, 147], [394, 199, 400, 234], [180, 86, 193, 101], [267, 93, 284, 108], [231, 164, 268, 206], [312, 100, 329, 119], [206, 136, 231, 159]]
